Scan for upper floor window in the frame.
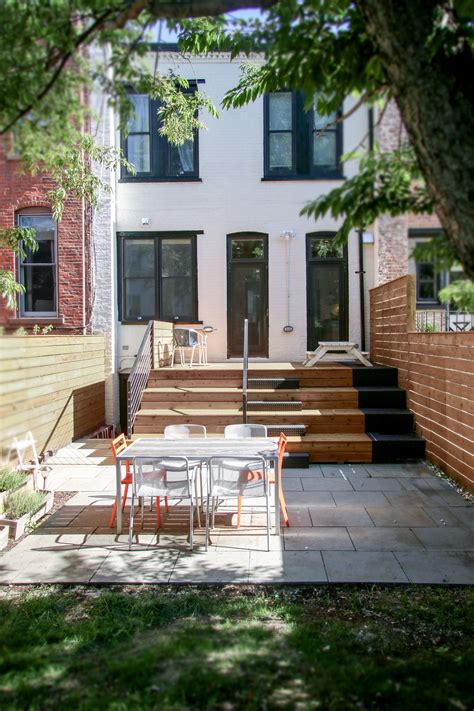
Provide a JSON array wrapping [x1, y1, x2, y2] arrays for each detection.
[[17, 212, 57, 317], [118, 232, 198, 323], [264, 91, 342, 179], [121, 90, 199, 181]]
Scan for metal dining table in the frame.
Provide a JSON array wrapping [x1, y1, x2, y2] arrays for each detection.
[[114, 437, 280, 535]]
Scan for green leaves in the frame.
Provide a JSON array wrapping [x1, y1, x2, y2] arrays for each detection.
[[301, 146, 434, 245], [439, 279, 474, 312]]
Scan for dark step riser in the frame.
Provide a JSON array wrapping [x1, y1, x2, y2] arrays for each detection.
[[352, 369, 398, 387], [372, 440, 426, 462], [282, 453, 310, 469], [248, 379, 299, 390], [365, 413, 415, 434], [357, 391, 406, 409]]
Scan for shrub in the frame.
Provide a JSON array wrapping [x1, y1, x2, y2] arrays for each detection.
[[2, 491, 46, 520], [0, 466, 27, 493]]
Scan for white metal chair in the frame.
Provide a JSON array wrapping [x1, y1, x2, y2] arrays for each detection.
[[130, 457, 197, 550], [171, 328, 203, 367], [164, 425, 207, 515], [206, 455, 271, 551], [224, 424, 268, 439], [7, 431, 41, 489]]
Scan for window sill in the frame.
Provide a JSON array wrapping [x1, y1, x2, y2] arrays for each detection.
[[119, 177, 202, 184], [8, 316, 64, 326], [261, 174, 344, 182], [120, 319, 202, 325]]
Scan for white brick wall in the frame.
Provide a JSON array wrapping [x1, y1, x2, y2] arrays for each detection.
[[114, 53, 372, 362]]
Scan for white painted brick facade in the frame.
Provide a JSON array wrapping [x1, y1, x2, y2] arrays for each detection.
[[113, 53, 373, 363]]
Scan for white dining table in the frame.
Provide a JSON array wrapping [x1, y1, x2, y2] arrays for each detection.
[[114, 437, 280, 535]]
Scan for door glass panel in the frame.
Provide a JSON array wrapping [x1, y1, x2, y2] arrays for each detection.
[[310, 237, 343, 259], [231, 240, 264, 260], [308, 262, 342, 348], [230, 264, 266, 356]]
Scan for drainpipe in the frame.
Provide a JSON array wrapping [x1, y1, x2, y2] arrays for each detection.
[[356, 229, 366, 352]]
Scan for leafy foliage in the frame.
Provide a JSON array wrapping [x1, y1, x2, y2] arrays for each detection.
[[439, 279, 474, 312], [1, 490, 46, 520], [0, 467, 27, 494], [301, 147, 434, 243]]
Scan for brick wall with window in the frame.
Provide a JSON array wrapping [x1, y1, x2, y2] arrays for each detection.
[[0, 138, 90, 333]]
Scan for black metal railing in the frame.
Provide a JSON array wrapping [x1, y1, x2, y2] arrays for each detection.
[[242, 318, 249, 424], [127, 320, 154, 437], [416, 309, 474, 333]]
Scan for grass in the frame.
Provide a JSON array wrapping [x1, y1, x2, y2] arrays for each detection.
[[0, 585, 472, 710], [1, 490, 46, 520], [0, 467, 27, 494]]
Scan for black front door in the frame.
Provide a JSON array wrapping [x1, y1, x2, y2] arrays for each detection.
[[307, 233, 348, 350], [227, 234, 268, 357]]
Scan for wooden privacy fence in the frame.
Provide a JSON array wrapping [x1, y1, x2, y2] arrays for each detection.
[[0, 335, 106, 458], [370, 276, 474, 491]]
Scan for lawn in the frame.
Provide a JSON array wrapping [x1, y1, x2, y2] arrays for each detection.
[[0, 585, 472, 710]]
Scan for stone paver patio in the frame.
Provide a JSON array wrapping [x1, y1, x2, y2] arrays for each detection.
[[1, 440, 473, 584]]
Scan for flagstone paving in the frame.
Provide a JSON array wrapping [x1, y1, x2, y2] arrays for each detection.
[[0, 440, 473, 584]]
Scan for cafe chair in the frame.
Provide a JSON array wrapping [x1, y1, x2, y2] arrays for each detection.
[[130, 457, 197, 551], [206, 455, 271, 551], [109, 433, 169, 528]]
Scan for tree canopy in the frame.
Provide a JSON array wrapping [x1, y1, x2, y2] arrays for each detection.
[[1, 0, 473, 307]]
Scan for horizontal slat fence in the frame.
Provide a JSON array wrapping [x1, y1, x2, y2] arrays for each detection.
[[0, 335, 105, 458], [370, 277, 474, 491]]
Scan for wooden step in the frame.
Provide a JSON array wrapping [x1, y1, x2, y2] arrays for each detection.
[[286, 433, 372, 463], [133, 407, 365, 434], [142, 386, 358, 409]]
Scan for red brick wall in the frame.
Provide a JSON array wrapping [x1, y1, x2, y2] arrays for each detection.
[[371, 276, 474, 492], [0, 138, 90, 333]]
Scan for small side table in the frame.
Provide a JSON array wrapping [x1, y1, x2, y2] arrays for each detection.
[[303, 341, 373, 367]]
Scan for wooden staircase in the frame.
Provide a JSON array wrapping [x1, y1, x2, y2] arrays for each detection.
[[132, 363, 425, 465]]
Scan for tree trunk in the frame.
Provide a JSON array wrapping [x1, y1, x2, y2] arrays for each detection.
[[356, 0, 474, 279]]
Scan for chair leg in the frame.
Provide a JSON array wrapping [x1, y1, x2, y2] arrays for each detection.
[[279, 486, 289, 527], [237, 496, 242, 528], [189, 499, 194, 551], [266, 490, 271, 552], [212, 496, 216, 529], [190, 345, 195, 368], [156, 497, 161, 528], [205, 493, 210, 551], [195, 477, 201, 527], [165, 496, 169, 513], [140, 496, 145, 529], [121, 483, 129, 512], [108, 500, 117, 528], [128, 492, 135, 550]]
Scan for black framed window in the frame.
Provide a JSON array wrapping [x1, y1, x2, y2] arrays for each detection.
[[17, 213, 57, 316], [121, 89, 199, 181], [264, 91, 342, 179], [416, 257, 442, 303], [118, 232, 198, 322]]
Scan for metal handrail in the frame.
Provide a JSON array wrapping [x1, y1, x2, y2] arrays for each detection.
[[127, 320, 154, 437], [242, 318, 249, 424]]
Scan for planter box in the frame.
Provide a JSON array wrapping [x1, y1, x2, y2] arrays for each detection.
[[0, 526, 9, 551], [0, 476, 32, 509], [0, 491, 54, 540]]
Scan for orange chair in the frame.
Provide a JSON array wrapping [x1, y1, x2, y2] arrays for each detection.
[[108, 434, 168, 528], [236, 432, 289, 528]]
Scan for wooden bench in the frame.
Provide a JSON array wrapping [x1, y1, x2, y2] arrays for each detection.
[[303, 341, 373, 368]]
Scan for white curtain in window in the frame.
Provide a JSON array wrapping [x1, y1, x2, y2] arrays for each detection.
[[177, 140, 194, 172]]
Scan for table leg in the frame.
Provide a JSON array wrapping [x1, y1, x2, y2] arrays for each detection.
[[115, 458, 122, 534], [274, 456, 281, 536]]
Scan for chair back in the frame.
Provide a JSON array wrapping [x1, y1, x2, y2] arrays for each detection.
[[9, 431, 39, 470], [164, 424, 207, 439], [111, 433, 128, 461], [224, 424, 267, 439], [133, 457, 193, 498], [208, 455, 267, 498], [174, 328, 199, 347]]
